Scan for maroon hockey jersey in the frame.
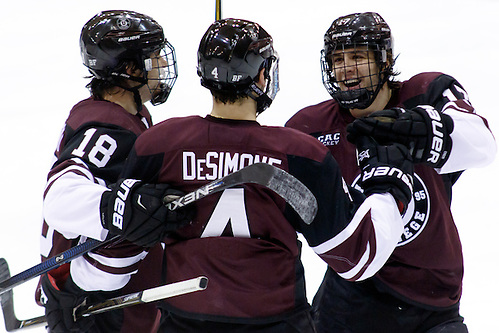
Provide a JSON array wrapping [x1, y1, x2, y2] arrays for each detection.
[[121, 115, 406, 323], [39, 98, 162, 332], [286, 72, 496, 309]]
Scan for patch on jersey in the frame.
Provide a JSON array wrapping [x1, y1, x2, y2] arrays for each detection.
[[316, 132, 341, 146], [352, 173, 430, 246]]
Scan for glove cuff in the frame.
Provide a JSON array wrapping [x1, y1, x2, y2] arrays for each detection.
[[100, 179, 142, 235], [413, 106, 454, 168], [100, 190, 112, 229]]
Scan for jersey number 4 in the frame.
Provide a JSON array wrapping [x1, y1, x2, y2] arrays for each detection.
[[201, 188, 251, 238]]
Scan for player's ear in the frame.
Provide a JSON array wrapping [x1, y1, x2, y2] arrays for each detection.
[[256, 68, 266, 89]]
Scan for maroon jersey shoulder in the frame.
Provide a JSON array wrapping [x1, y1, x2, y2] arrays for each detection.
[[399, 72, 444, 96], [392, 72, 464, 110], [136, 115, 330, 165], [286, 99, 354, 135], [286, 100, 359, 182], [67, 98, 152, 134]]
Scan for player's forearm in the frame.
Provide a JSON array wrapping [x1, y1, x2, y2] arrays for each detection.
[[311, 193, 403, 282], [438, 109, 497, 174], [43, 167, 109, 241], [70, 250, 148, 291]]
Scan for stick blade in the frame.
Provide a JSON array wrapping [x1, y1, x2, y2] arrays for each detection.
[[0, 258, 9, 284], [241, 163, 318, 224], [0, 258, 22, 332]]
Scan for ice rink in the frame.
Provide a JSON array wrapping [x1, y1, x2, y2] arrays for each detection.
[[0, 0, 497, 331]]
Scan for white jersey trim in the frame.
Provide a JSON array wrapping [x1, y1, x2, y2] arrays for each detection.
[[439, 108, 496, 174], [70, 254, 138, 291], [313, 193, 403, 281], [43, 159, 109, 241], [86, 249, 148, 269]]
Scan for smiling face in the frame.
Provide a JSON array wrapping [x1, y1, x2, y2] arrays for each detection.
[[324, 44, 392, 117], [330, 45, 379, 93]]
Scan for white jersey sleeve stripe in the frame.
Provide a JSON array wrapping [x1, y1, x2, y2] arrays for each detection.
[[71, 255, 135, 291], [356, 193, 404, 280], [43, 160, 109, 241], [86, 249, 148, 268], [312, 199, 369, 254], [337, 242, 371, 280], [313, 193, 403, 281]]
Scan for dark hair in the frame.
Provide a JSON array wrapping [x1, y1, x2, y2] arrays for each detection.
[[210, 89, 249, 104], [386, 52, 401, 90], [85, 60, 140, 99]]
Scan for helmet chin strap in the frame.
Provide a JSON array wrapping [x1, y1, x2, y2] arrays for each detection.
[[113, 83, 145, 113], [246, 82, 272, 115], [333, 63, 392, 110], [110, 72, 147, 113], [131, 88, 144, 113]]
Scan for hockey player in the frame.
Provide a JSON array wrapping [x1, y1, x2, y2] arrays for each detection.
[[37, 10, 193, 332], [286, 12, 497, 333], [118, 18, 415, 332]]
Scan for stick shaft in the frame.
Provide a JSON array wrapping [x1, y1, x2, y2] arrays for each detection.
[[215, 0, 222, 20], [1, 277, 208, 331], [0, 236, 118, 296], [79, 276, 208, 317], [0, 163, 273, 295]]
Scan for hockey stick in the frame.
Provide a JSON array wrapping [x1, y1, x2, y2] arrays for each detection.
[[0, 258, 207, 331], [77, 276, 207, 318], [1, 163, 316, 330], [0, 163, 316, 296], [164, 162, 317, 224], [215, 0, 222, 20]]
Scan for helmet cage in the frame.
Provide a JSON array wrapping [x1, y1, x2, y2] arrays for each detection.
[[80, 10, 178, 105], [321, 42, 391, 109], [145, 41, 178, 105], [321, 12, 393, 109]]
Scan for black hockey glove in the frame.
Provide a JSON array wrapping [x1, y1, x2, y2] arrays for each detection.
[[100, 179, 195, 248], [40, 273, 96, 333], [346, 106, 454, 168], [355, 136, 414, 213]]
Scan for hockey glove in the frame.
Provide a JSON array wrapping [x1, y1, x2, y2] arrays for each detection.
[[100, 179, 195, 248], [40, 273, 96, 333], [355, 136, 414, 213], [346, 106, 454, 168]]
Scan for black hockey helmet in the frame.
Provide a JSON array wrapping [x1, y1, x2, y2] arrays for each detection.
[[197, 18, 279, 114], [80, 10, 177, 106], [321, 12, 394, 109]]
